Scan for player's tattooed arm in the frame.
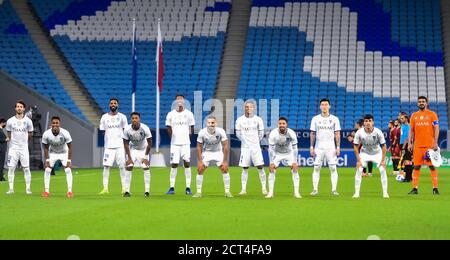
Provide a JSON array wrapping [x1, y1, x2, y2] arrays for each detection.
[[310, 131, 316, 156], [221, 140, 229, 172], [433, 123, 440, 150], [335, 131, 341, 156], [145, 138, 152, 156], [197, 142, 205, 173]]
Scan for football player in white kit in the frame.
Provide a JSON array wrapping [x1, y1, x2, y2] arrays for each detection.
[[99, 98, 128, 195], [353, 114, 389, 199], [41, 116, 74, 198], [5, 100, 34, 195], [310, 98, 341, 196], [165, 95, 195, 195], [194, 116, 232, 198], [235, 100, 267, 196], [267, 117, 301, 199], [123, 112, 152, 198]]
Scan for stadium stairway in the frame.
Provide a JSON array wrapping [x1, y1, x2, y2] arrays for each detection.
[[214, 0, 252, 126], [10, 0, 102, 126]]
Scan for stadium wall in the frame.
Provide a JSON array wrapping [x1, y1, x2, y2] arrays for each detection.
[[0, 70, 102, 168]]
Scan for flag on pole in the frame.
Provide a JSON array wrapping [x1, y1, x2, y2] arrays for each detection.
[[131, 18, 137, 112], [156, 20, 164, 92]]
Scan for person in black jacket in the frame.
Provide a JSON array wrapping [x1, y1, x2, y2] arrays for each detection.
[[0, 118, 8, 181]]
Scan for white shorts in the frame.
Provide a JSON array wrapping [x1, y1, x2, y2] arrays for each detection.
[[272, 154, 297, 168], [239, 147, 265, 168], [127, 149, 150, 169], [103, 147, 126, 167], [7, 149, 30, 168], [314, 148, 337, 166], [170, 144, 191, 164], [49, 153, 69, 168], [202, 151, 224, 167], [360, 152, 383, 168]]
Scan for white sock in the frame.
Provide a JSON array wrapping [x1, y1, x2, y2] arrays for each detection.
[[330, 165, 338, 192], [241, 169, 248, 191], [102, 167, 110, 190], [196, 174, 203, 193], [44, 168, 51, 193], [23, 167, 31, 190], [8, 167, 15, 191], [379, 166, 388, 195], [144, 169, 151, 193], [292, 170, 300, 194], [313, 165, 321, 191], [268, 171, 276, 195], [65, 168, 73, 193], [119, 166, 126, 191], [170, 167, 177, 188], [355, 167, 363, 195], [223, 173, 230, 193], [258, 168, 267, 191], [185, 167, 192, 188], [125, 170, 132, 193]]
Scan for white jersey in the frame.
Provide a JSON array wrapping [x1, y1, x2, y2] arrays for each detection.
[[197, 127, 228, 153], [310, 114, 341, 150], [100, 112, 128, 149], [235, 115, 264, 149], [165, 109, 195, 145], [269, 128, 298, 155], [6, 116, 33, 151], [42, 128, 72, 154], [354, 127, 386, 155], [122, 123, 152, 151]]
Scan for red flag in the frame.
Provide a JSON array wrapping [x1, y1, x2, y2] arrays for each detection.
[[156, 22, 164, 92]]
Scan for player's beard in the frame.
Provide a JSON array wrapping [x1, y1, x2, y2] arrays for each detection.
[[207, 126, 215, 134], [418, 104, 426, 110], [110, 106, 118, 113]]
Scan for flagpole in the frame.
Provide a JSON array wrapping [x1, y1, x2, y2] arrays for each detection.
[[156, 19, 161, 153], [152, 18, 166, 167], [131, 18, 136, 112]]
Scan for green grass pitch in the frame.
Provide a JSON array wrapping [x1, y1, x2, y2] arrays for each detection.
[[0, 167, 449, 240]]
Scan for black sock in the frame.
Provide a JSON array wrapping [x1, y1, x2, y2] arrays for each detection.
[[405, 165, 413, 181], [393, 159, 400, 172]]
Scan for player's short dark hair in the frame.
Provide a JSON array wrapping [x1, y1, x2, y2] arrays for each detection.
[[51, 116, 61, 122], [364, 114, 374, 121], [16, 100, 26, 109], [0, 118, 6, 124], [279, 117, 288, 123], [109, 98, 119, 104], [418, 96, 428, 102], [401, 114, 409, 121], [131, 112, 141, 118], [175, 94, 185, 99], [320, 98, 330, 105], [356, 119, 364, 127]]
